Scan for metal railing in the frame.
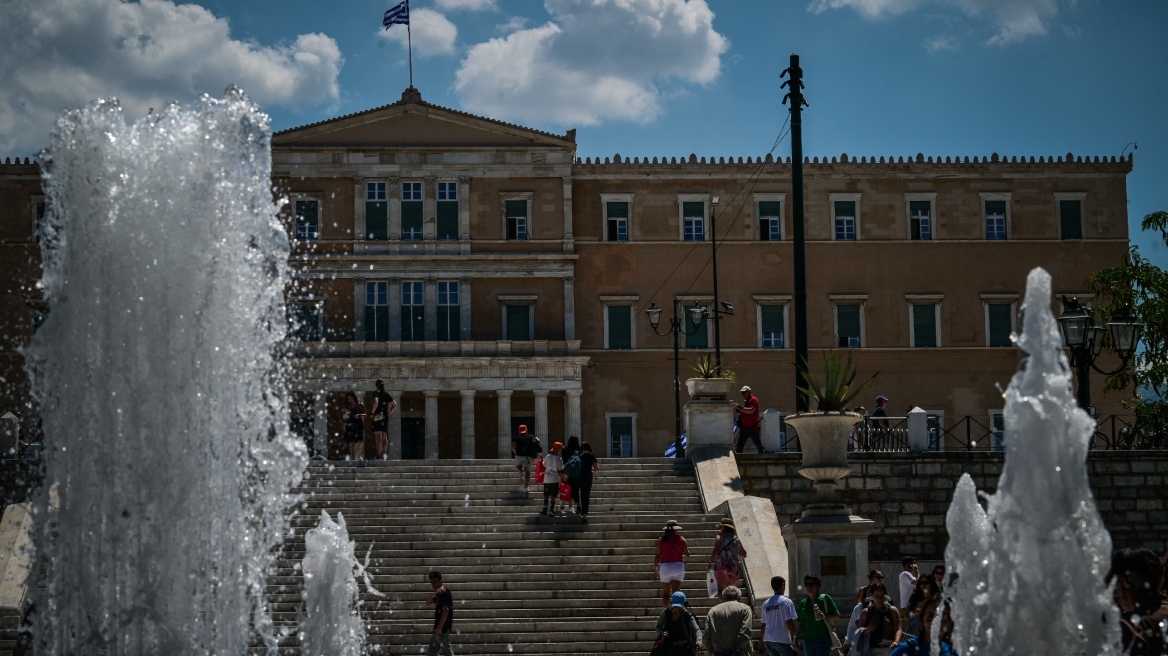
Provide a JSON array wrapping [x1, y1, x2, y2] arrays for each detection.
[[850, 417, 910, 452]]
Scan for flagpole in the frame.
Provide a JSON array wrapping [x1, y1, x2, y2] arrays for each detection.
[[406, 4, 414, 88]]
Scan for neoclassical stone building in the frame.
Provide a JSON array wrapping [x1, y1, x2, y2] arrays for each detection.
[[0, 87, 1134, 459]]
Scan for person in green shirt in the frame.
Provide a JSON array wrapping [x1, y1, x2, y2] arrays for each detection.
[[796, 574, 840, 656]]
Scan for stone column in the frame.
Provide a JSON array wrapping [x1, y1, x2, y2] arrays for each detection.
[[386, 390, 402, 459], [458, 176, 471, 254], [424, 390, 439, 460], [459, 278, 473, 341], [353, 177, 366, 255], [907, 407, 929, 452], [423, 176, 437, 246], [534, 390, 550, 439], [388, 277, 402, 341], [562, 175, 574, 253], [424, 277, 438, 341], [566, 389, 582, 439], [353, 278, 366, 341], [563, 276, 576, 341], [460, 390, 476, 459], [313, 393, 328, 458], [387, 177, 401, 254], [497, 390, 513, 458]]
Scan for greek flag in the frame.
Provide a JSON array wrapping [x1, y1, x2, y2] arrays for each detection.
[[663, 432, 688, 458], [383, 0, 409, 28]]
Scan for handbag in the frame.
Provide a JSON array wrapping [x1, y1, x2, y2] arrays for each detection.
[[372, 413, 385, 422], [535, 458, 546, 484], [559, 482, 572, 502]]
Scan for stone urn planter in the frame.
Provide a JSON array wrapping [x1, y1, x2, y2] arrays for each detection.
[[783, 412, 862, 515], [685, 377, 734, 400]]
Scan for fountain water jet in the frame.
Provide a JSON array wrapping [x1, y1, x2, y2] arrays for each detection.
[[943, 267, 1119, 655], [300, 511, 381, 656], [28, 89, 306, 654]]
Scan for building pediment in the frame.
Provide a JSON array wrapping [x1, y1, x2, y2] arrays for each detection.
[[274, 87, 575, 150]]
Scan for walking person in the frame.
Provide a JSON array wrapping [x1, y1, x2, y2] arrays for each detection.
[[562, 435, 582, 514], [540, 442, 565, 516], [759, 576, 799, 656], [734, 386, 764, 454], [369, 378, 396, 460], [510, 424, 541, 493], [654, 520, 691, 608], [796, 574, 840, 656], [930, 565, 945, 593], [576, 441, 599, 523], [856, 582, 902, 656], [870, 396, 890, 450], [342, 391, 366, 462], [703, 585, 754, 656], [706, 518, 748, 599], [425, 571, 455, 656], [654, 591, 702, 656]]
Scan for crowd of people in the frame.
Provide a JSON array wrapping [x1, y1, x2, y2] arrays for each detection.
[[510, 425, 600, 522]]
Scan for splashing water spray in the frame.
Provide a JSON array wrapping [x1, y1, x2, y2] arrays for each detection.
[[943, 267, 1120, 655], [301, 510, 382, 656], [28, 89, 306, 654]]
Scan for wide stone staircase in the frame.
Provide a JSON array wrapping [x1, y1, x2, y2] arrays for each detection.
[[264, 458, 728, 655]]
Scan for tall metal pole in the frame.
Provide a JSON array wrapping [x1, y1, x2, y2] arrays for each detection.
[[782, 53, 810, 413], [710, 203, 722, 369], [673, 315, 683, 458]]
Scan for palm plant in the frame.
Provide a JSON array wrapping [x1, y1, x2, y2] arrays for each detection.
[[691, 355, 727, 379], [796, 351, 878, 412]]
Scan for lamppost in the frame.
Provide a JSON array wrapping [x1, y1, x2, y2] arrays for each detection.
[[647, 302, 708, 458], [1056, 297, 1143, 413], [708, 196, 734, 368]]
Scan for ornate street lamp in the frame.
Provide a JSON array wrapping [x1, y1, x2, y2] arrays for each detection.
[[1057, 297, 1143, 413], [647, 302, 706, 458]]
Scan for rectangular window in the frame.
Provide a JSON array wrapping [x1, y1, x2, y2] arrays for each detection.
[[985, 200, 1007, 240], [437, 281, 460, 341], [364, 282, 389, 342], [366, 182, 387, 240], [606, 305, 632, 349], [1059, 199, 1083, 240], [505, 200, 528, 240], [987, 303, 1013, 347], [990, 411, 1005, 452], [685, 305, 708, 349], [401, 281, 424, 341], [294, 199, 319, 241], [437, 181, 459, 240], [609, 415, 635, 457], [758, 201, 781, 241], [836, 304, 862, 347], [912, 303, 938, 348], [606, 201, 629, 242], [292, 303, 322, 342], [505, 304, 531, 341], [834, 201, 856, 241], [909, 200, 932, 241], [683, 201, 705, 242], [760, 305, 784, 349], [401, 181, 423, 241]]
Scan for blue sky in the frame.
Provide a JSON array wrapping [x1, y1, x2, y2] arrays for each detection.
[[1, 0, 1164, 263]]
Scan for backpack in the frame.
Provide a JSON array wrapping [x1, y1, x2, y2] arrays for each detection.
[[564, 454, 582, 478]]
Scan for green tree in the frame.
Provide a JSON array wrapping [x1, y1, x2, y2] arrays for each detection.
[[1087, 210, 1168, 425]]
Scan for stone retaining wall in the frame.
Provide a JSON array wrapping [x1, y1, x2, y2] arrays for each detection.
[[737, 451, 1168, 561]]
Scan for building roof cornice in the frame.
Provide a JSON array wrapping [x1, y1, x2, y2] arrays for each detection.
[[571, 152, 1133, 174]]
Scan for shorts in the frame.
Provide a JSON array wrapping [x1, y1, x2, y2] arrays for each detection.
[[517, 456, 535, 475], [371, 420, 388, 433], [659, 561, 685, 583], [543, 482, 559, 497], [344, 432, 364, 444]]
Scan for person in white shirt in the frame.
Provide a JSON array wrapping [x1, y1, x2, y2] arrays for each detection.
[[540, 441, 565, 517], [898, 556, 919, 609], [759, 575, 799, 656]]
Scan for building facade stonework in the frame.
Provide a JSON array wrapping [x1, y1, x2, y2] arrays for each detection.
[[0, 89, 1133, 459]]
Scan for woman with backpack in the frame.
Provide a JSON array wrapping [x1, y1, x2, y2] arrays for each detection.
[[653, 592, 702, 656], [654, 520, 690, 608], [576, 442, 599, 523], [562, 436, 583, 515], [706, 517, 747, 599]]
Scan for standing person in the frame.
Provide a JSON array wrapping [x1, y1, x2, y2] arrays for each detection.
[[902, 576, 940, 639], [930, 565, 945, 593], [795, 574, 840, 656], [734, 386, 764, 454], [342, 391, 366, 462], [1108, 547, 1168, 656], [425, 571, 454, 656], [654, 520, 691, 608], [576, 441, 600, 523], [540, 442, 565, 516], [857, 582, 902, 656], [897, 557, 919, 610], [870, 396, 890, 449], [511, 424, 540, 493], [856, 570, 884, 605], [369, 378, 396, 460], [561, 435, 582, 514], [706, 518, 748, 599], [850, 407, 868, 451], [655, 591, 702, 656], [759, 576, 799, 656], [703, 585, 754, 656]]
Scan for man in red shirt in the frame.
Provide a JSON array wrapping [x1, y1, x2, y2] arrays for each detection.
[[735, 385, 764, 454]]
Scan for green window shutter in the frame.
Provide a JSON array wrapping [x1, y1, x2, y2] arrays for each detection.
[[607, 306, 631, 349], [834, 200, 856, 217], [293, 305, 321, 342], [607, 201, 628, 218], [685, 311, 708, 349], [295, 200, 318, 226], [985, 200, 1006, 215], [610, 416, 633, 457], [761, 305, 783, 333], [437, 306, 460, 341], [437, 201, 459, 239], [758, 201, 781, 217], [1060, 200, 1082, 239], [506, 305, 530, 341], [366, 201, 388, 240], [912, 304, 937, 348], [401, 307, 424, 341], [837, 305, 861, 347], [505, 200, 527, 217], [909, 200, 930, 216], [988, 304, 1013, 347], [365, 305, 389, 342], [401, 200, 423, 237], [683, 201, 704, 218]]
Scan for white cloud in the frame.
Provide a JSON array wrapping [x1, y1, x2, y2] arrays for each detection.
[[379, 8, 457, 57], [454, 0, 728, 127], [923, 34, 957, 51], [810, 0, 1065, 45], [0, 0, 342, 154], [435, 0, 497, 10], [496, 16, 531, 32], [808, 0, 920, 18]]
